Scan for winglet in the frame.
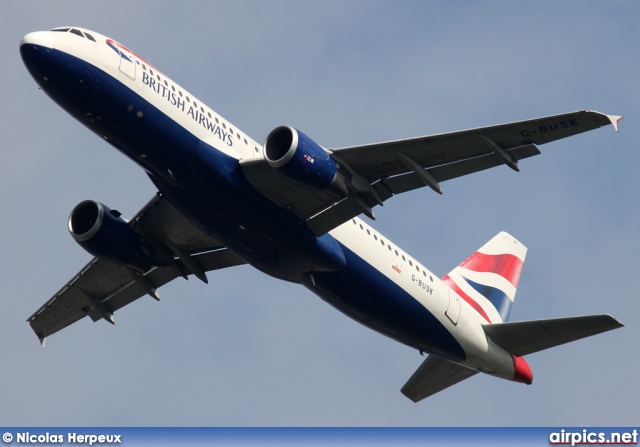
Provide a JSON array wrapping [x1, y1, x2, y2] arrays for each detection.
[[38, 334, 46, 348], [607, 114, 623, 132], [588, 110, 623, 132]]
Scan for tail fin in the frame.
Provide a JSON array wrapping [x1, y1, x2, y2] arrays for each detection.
[[443, 231, 527, 324]]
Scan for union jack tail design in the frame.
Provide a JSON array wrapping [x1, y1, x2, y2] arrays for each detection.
[[443, 232, 527, 324]]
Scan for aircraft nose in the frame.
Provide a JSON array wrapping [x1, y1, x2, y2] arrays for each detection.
[[20, 31, 54, 50], [20, 31, 56, 84]]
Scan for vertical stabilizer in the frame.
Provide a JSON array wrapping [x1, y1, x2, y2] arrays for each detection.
[[443, 232, 527, 324]]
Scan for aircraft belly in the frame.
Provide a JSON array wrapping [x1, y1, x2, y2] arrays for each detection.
[[303, 245, 465, 362], [22, 44, 344, 280], [149, 172, 346, 282]]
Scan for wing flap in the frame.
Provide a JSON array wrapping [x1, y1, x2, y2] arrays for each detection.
[[374, 143, 540, 197], [401, 355, 478, 402], [305, 144, 540, 235], [242, 111, 617, 236], [27, 194, 247, 345], [483, 314, 624, 357], [334, 110, 617, 181]]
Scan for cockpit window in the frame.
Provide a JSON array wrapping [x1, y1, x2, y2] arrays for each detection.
[[50, 28, 97, 43]]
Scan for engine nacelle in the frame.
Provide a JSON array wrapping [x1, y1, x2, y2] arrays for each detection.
[[68, 200, 152, 272], [264, 126, 348, 197]]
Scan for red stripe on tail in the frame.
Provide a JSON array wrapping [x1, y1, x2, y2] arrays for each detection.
[[459, 252, 524, 287], [443, 275, 492, 324]]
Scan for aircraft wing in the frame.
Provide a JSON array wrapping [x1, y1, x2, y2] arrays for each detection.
[[242, 110, 620, 236], [27, 194, 246, 346], [401, 354, 478, 402]]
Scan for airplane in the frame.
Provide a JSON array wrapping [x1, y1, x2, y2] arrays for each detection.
[[20, 27, 624, 402]]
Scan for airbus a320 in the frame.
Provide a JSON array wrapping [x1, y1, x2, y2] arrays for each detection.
[[21, 27, 623, 401]]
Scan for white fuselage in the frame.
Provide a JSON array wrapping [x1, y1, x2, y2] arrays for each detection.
[[21, 27, 526, 384]]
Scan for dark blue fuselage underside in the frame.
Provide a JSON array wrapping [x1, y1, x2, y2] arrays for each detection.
[[21, 43, 465, 361]]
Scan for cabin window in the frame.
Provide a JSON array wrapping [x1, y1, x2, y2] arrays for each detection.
[[366, 229, 370, 235], [409, 260, 413, 266], [374, 235, 377, 241], [402, 255, 406, 261], [359, 224, 363, 230], [388, 245, 392, 251], [423, 271, 426, 277], [416, 265, 420, 272]]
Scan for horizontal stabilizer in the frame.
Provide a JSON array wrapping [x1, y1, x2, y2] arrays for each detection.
[[401, 355, 478, 403], [483, 314, 623, 357]]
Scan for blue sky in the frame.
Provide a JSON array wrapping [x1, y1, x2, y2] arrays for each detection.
[[2, 1, 639, 426]]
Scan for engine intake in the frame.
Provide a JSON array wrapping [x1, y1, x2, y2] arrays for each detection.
[[69, 200, 152, 272], [264, 126, 347, 197]]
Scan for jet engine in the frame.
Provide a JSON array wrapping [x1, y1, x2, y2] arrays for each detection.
[[264, 126, 348, 197], [68, 200, 152, 272]]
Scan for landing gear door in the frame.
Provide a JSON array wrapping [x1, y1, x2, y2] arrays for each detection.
[[445, 289, 461, 325]]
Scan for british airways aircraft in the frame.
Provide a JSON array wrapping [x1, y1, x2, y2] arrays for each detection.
[[21, 27, 623, 402]]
